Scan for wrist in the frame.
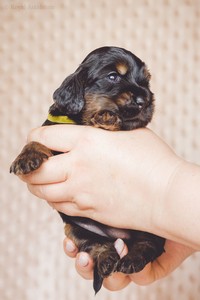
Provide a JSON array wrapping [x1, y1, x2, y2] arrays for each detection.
[[149, 153, 184, 238], [153, 159, 200, 249]]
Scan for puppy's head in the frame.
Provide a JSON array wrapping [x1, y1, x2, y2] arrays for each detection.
[[53, 46, 154, 129]]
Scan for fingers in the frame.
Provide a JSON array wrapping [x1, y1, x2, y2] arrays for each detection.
[[75, 253, 94, 280], [28, 125, 90, 152], [27, 181, 93, 219], [129, 262, 154, 285], [103, 273, 130, 291], [27, 181, 70, 202], [63, 237, 130, 290], [28, 183, 86, 218], [114, 238, 128, 258], [63, 237, 94, 280], [63, 238, 78, 258], [64, 239, 93, 280], [129, 240, 195, 286], [20, 153, 70, 185], [74, 253, 130, 289], [62, 238, 195, 290]]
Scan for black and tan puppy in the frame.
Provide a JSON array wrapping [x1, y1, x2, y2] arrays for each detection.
[[10, 46, 165, 294]]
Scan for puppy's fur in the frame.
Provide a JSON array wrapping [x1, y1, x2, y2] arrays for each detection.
[[10, 46, 165, 294]]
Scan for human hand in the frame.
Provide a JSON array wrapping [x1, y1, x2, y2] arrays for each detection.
[[20, 125, 181, 235], [18, 125, 200, 249], [17, 124, 199, 289], [63, 237, 195, 291]]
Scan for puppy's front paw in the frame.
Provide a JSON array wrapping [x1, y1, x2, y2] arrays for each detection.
[[10, 151, 47, 175], [90, 111, 122, 130], [10, 142, 52, 175]]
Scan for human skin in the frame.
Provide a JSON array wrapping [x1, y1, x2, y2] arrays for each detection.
[[63, 237, 194, 290], [19, 125, 200, 289]]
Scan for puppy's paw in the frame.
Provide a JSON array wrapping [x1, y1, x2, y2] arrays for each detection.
[[91, 111, 122, 130], [10, 142, 52, 175], [93, 250, 119, 294], [10, 152, 47, 175], [97, 251, 119, 277], [117, 240, 164, 274], [117, 253, 147, 274]]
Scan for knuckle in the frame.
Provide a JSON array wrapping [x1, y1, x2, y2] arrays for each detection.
[[75, 192, 93, 211], [27, 127, 40, 142], [27, 126, 48, 143]]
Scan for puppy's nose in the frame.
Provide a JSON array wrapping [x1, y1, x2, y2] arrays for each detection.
[[135, 97, 145, 108]]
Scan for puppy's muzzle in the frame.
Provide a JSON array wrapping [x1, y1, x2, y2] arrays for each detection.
[[119, 97, 146, 119], [120, 105, 140, 119]]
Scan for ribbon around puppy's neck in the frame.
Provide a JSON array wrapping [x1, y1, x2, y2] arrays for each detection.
[[47, 113, 76, 124]]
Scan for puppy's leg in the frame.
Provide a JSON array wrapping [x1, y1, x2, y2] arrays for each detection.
[[90, 110, 122, 130], [64, 223, 120, 294], [92, 243, 119, 294], [10, 141, 53, 175], [117, 234, 165, 274]]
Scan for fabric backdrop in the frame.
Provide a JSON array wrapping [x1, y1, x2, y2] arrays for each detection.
[[1, 0, 200, 299]]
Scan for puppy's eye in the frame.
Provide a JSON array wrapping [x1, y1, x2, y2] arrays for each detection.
[[107, 72, 121, 82]]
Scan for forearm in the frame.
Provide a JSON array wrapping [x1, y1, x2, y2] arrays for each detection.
[[153, 160, 200, 250]]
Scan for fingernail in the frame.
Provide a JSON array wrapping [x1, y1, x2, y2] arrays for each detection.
[[114, 238, 125, 256], [66, 240, 76, 253], [78, 253, 89, 267]]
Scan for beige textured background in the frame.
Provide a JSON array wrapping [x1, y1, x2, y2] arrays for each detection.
[[1, 0, 200, 299]]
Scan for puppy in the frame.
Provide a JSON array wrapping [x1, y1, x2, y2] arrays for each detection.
[[10, 46, 165, 294]]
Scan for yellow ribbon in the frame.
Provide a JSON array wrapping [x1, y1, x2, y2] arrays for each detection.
[[47, 113, 76, 124]]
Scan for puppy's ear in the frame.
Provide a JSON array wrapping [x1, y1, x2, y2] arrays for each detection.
[[53, 69, 86, 114], [136, 64, 151, 87]]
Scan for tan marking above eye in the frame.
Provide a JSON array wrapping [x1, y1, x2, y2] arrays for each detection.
[[116, 63, 128, 75]]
